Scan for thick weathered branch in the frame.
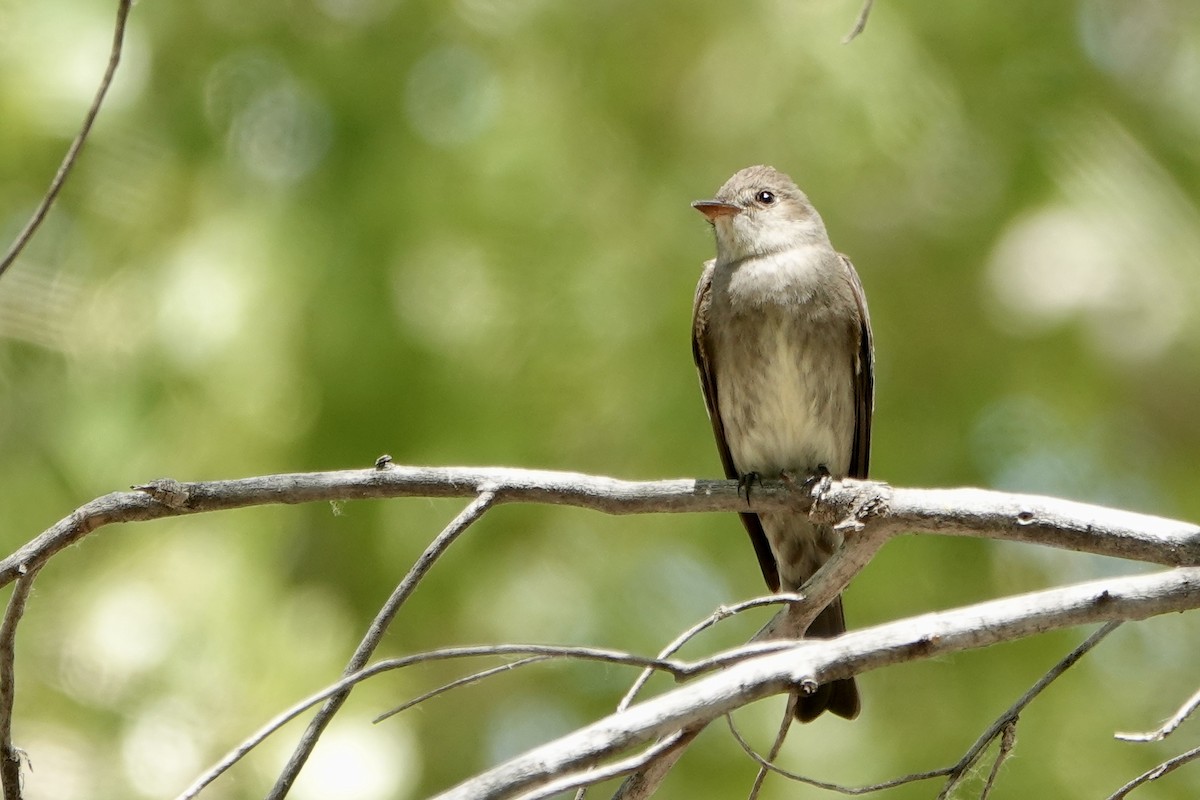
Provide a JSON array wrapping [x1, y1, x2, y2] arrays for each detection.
[[3, 466, 1197, 589], [432, 567, 1200, 800]]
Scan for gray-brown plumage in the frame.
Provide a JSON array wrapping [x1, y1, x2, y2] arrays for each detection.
[[691, 165, 873, 721]]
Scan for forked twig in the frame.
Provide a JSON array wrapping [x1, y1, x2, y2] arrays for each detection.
[[720, 623, 1120, 797], [178, 643, 681, 800], [1105, 745, 1200, 800], [938, 621, 1121, 798], [977, 721, 1016, 800], [619, 594, 806, 712]]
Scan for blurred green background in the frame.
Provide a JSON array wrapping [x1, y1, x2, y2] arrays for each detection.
[[2, 0, 1200, 797]]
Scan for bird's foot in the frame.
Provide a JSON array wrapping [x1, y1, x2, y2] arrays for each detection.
[[737, 471, 762, 505], [780, 466, 833, 503]]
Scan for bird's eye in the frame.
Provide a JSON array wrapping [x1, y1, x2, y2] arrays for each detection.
[[755, 190, 776, 205]]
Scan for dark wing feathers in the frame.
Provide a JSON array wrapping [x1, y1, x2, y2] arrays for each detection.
[[840, 254, 874, 481]]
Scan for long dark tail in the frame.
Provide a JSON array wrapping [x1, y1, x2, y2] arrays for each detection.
[[794, 595, 860, 722]]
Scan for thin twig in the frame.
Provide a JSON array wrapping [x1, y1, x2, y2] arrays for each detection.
[[726, 714, 952, 794], [668, 621, 1120, 800], [843, 0, 875, 43], [609, 729, 696, 800], [605, 594, 804, 800], [514, 734, 687, 800], [746, 700, 793, 799], [606, 594, 801, 800], [0, 566, 41, 800], [618, 594, 805, 712], [373, 656, 550, 723], [938, 621, 1121, 798], [0, 0, 134, 281], [612, 530, 881, 798], [1116, 686, 1200, 742], [178, 643, 681, 800], [1105, 744, 1200, 800], [267, 490, 498, 798], [977, 721, 1016, 800], [727, 623, 1117, 797]]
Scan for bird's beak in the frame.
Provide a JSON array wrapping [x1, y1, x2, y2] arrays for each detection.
[[692, 200, 741, 223]]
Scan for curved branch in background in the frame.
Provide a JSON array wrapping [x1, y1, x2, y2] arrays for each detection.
[[0, 0, 134, 281]]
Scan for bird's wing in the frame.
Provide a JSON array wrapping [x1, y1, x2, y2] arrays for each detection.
[[692, 260, 781, 592], [840, 254, 874, 480]]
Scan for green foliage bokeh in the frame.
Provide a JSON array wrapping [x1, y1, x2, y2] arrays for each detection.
[[1, 0, 1199, 798]]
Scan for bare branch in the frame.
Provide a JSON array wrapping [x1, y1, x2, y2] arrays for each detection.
[[727, 712, 953, 793], [5, 464, 1198, 798], [1115, 685, 1200, 742], [267, 489, 498, 798], [0, 566, 41, 800], [431, 568, 1200, 800], [834, 484, 1199, 566], [514, 734, 687, 800], [374, 656, 551, 723], [1105, 744, 1200, 800], [843, 0, 875, 43], [608, 731, 696, 800], [619, 593, 805, 712], [746, 704, 793, 799], [721, 623, 1123, 797], [0, 0, 134, 281], [603, 594, 803, 800], [938, 621, 1121, 798], [4, 467, 1197, 590], [177, 643, 682, 800]]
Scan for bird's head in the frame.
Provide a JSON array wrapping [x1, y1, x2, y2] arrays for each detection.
[[692, 165, 829, 262]]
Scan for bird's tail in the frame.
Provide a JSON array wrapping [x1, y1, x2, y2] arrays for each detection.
[[794, 595, 860, 722]]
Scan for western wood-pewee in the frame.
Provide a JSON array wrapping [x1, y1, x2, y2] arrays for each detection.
[[691, 165, 874, 721]]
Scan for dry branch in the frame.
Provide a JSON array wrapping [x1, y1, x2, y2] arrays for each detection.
[[0, 0, 134, 281], [3, 464, 1198, 800], [433, 567, 1200, 800], [268, 489, 498, 798], [4, 466, 1197, 590]]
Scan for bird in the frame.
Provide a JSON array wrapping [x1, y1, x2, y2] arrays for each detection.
[[690, 164, 874, 721]]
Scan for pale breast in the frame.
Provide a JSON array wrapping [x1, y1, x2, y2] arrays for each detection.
[[710, 287, 856, 478]]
